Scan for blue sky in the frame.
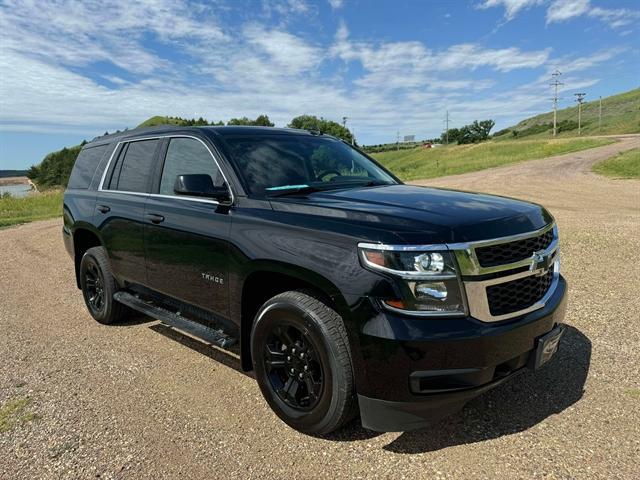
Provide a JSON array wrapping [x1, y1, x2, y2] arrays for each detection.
[[1, 0, 638, 169]]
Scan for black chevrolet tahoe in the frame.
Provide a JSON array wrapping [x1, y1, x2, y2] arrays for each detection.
[[63, 126, 566, 434]]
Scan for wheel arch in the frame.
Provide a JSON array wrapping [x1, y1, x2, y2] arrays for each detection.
[[72, 225, 104, 288], [238, 261, 351, 372]]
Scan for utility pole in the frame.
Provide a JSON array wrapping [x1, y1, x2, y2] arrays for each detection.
[[396, 130, 400, 151], [445, 110, 450, 145], [574, 93, 586, 135], [342, 116, 348, 128], [599, 96, 602, 132], [550, 70, 563, 137]]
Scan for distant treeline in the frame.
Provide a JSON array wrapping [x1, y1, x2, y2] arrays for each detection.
[[27, 144, 85, 188], [27, 114, 354, 188], [361, 119, 495, 153], [0, 170, 29, 178]]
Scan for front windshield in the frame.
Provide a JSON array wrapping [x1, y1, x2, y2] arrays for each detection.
[[222, 134, 398, 196]]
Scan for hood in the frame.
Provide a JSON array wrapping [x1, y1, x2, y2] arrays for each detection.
[[269, 184, 553, 244]]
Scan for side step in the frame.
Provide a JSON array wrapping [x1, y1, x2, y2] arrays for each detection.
[[114, 291, 237, 349]]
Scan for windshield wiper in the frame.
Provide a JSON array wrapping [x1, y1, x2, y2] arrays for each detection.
[[265, 185, 326, 197], [265, 180, 394, 197]]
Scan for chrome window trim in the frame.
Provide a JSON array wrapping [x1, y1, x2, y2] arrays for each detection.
[[97, 134, 234, 206], [359, 223, 559, 322]]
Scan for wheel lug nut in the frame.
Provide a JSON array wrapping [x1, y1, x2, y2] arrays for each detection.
[[304, 365, 308, 371], [298, 373, 303, 379], [299, 353, 304, 359], [290, 368, 295, 374], [287, 356, 291, 361], [291, 348, 296, 354]]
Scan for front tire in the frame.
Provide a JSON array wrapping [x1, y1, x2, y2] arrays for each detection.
[[79, 246, 127, 325], [251, 291, 356, 435]]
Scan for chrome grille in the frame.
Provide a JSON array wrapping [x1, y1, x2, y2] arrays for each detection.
[[486, 267, 554, 316], [454, 223, 560, 322], [475, 229, 554, 267]]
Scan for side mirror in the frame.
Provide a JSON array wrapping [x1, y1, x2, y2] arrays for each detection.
[[174, 174, 231, 203]]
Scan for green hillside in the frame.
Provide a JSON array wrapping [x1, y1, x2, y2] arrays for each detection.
[[371, 137, 612, 181], [501, 88, 640, 139]]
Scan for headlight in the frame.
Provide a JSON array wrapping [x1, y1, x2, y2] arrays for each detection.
[[358, 244, 467, 316]]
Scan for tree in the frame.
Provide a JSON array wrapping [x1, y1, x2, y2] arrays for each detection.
[[254, 114, 275, 127], [288, 115, 353, 143], [227, 114, 274, 126], [442, 119, 495, 145]]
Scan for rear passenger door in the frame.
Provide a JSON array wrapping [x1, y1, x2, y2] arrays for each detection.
[[95, 138, 160, 286], [144, 136, 232, 318]]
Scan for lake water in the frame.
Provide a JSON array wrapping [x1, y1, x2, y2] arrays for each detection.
[[0, 183, 34, 198]]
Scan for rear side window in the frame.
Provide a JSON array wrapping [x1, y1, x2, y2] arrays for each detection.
[[159, 138, 225, 195], [110, 139, 159, 193], [68, 144, 108, 189]]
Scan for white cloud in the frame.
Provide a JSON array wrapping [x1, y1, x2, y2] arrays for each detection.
[[0, 2, 630, 147], [587, 6, 640, 28], [480, 0, 640, 28], [546, 0, 590, 23], [478, 0, 544, 21], [328, 0, 344, 9], [243, 24, 323, 74], [332, 23, 550, 77]]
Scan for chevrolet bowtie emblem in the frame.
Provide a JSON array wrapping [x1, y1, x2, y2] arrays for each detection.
[[530, 250, 551, 274]]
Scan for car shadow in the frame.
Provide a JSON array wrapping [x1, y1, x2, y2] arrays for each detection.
[[149, 323, 253, 379], [111, 311, 157, 327], [146, 319, 590, 450], [379, 325, 591, 453]]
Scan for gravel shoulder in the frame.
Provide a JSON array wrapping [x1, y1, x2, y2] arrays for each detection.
[[1, 136, 639, 479]]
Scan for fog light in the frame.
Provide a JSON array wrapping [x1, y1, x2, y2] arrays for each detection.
[[414, 252, 445, 273], [414, 281, 447, 301]]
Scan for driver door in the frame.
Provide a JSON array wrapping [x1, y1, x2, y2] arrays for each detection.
[[144, 136, 232, 318]]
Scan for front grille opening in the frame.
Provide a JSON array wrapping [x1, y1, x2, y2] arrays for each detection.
[[486, 267, 554, 316], [476, 228, 554, 267]]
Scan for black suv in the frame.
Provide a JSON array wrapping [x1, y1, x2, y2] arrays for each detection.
[[63, 126, 566, 434]]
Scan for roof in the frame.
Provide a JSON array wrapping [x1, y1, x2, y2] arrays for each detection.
[[89, 125, 323, 146]]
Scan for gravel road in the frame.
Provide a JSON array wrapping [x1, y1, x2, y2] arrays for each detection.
[[1, 136, 639, 479]]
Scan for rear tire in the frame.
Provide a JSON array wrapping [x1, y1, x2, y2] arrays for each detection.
[[251, 291, 356, 435], [79, 246, 127, 325]]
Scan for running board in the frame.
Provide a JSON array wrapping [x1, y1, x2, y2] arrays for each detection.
[[113, 291, 237, 349]]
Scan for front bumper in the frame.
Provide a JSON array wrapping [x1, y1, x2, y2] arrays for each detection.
[[350, 275, 567, 432]]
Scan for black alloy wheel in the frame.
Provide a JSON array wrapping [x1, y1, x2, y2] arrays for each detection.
[[251, 290, 356, 435], [79, 246, 127, 325], [264, 323, 324, 411], [83, 258, 106, 315]]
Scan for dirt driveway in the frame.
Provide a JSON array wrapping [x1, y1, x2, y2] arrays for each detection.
[[1, 136, 639, 479]]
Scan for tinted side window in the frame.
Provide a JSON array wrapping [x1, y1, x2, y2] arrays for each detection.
[[159, 138, 224, 195], [114, 139, 159, 193], [68, 144, 108, 189]]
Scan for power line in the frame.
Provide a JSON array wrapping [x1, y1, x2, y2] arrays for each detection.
[[574, 93, 586, 135], [550, 70, 564, 137]]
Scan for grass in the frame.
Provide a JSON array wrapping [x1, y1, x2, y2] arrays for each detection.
[[0, 397, 36, 433], [372, 137, 614, 181], [502, 88, 640, 139], [0, 190, 63, 228], [592, 148, 640, 179]]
